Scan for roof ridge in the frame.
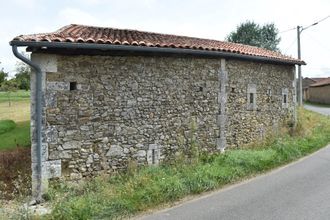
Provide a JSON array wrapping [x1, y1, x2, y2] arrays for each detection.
[[65, 24, 285, 54]]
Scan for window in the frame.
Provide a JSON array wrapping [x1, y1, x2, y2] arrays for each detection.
[[267, 88, 272, 96], [282, 88, 289, 108], [147, 144, 161, 165], [151, 149, 156, 164], [249, 93, 254, 104], [247, 84, 257, 110], [70, 82, 77, 91]]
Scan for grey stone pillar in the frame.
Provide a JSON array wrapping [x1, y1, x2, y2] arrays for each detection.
[[292, 66, 297, 126], [217, 59, 228, 152], [30, 54, 61, 197]]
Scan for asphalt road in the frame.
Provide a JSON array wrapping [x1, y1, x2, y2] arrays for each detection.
[[304, 104, 330, 116], [138, 145, 330, 220]]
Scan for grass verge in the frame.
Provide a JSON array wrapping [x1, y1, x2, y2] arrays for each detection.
[[0, 121, 30, 151], [39, 108, 330, 220], [304, 101, 330, 108]]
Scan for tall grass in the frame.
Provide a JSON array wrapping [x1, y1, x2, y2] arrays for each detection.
[[0, 148, 31, 200], [43, 108, 330, 220]]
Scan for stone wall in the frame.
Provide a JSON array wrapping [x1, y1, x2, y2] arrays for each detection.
[[32, 54, 296, 183], [44, 55, 221, 179], [225, 60, 296, 147], [309, 85, 330, 104]]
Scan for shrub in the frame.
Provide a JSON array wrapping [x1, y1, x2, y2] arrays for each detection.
[[0, 120, 16, 135]]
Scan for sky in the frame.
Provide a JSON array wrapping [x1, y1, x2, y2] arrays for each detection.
[[0, 0, 329, 78]]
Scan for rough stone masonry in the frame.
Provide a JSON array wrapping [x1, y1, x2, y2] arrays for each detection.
[[30, 53, 296, 194]]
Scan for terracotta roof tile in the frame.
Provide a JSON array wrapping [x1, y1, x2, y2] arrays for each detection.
[[310, 77, 325, 82], [310, 77, 330, 87], [12, 24, 305, 65]]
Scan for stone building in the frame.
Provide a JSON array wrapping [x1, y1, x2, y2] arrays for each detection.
[[10, 24, 305, 196], [308, 78, 330, 104]]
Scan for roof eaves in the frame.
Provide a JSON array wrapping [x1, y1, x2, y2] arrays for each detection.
[[9, 40, 306, 66]]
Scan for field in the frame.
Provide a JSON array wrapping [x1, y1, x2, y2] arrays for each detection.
[[0, 90, 30, 150], [0, 91, 31, 201], [0, 90, 30, 122]]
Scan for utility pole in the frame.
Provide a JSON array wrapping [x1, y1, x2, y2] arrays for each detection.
[[295, 16, 330, 106], [297, 26, 303, 106]]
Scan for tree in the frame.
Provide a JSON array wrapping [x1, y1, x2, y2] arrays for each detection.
[[0, 68, 8, 87], [1, 79, 18, 107], [226, 21, 281, 51], [14, 61, 30, 90], [0, 61, 8, 88]]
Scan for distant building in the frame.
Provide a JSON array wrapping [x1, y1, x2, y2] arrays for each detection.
[[302, 77, 325, 101], [308, 78, 330, 104]]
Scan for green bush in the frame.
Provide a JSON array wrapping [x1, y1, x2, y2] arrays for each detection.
[[0, 120, 16, 135]]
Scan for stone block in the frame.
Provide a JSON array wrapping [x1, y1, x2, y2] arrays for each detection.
[[217, 115, 227, 127], [47, 82, 69, 91], [106, 145, 124, 157], [62, 141, 81, 150], [216, 137, 226, 150], [31, 143, 49, 163], [31, 53, 57, 73]]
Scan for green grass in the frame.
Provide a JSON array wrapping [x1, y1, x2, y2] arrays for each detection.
[[0, 90, 30, 103], [42, 108, 330, 220], [0, 120, 16, 135], [0, 120, 30, 150]]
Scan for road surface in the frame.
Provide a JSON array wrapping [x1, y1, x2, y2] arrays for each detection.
[[304, 104, 330, 116], [138, 144, 330, 220]]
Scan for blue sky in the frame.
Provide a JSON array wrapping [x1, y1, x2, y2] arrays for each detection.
[[1, 0, 329, 78]]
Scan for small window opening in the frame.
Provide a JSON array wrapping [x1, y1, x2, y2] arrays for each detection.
[[267, 89, 272, 96], [231, 87, 235, 93], [151, 149, 156, 164], [283, 94, 287, 104], [70, 82, 77, 91], [249, 93, 254, 104]]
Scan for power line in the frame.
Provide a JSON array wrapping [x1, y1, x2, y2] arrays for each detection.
[[279, 27, 296, 34], [302, 15, 330, 31], [279, 15, 330, 34], [283, 37, 297, 54], [304, 32, 330, 52]]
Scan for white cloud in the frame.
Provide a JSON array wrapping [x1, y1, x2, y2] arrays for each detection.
[[57, 7, 118, 27], [58, 8, 101, 25], [12, 0, 38, 9]]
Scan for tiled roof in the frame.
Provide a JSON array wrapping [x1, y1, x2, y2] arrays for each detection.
[[310, 77, 325, 82], [12, 24, 305, 65], [310, 77, 330, 87]]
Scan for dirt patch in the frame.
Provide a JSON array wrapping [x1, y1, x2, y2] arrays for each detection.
[[0, 147, 31, 200]]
